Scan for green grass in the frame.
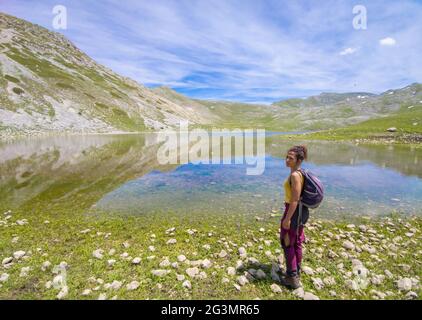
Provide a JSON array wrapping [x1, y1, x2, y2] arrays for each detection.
[[0, 204, 420, 300], [294, 105, 422, 142]]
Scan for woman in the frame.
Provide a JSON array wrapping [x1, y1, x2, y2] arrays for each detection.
[[280, 145, 309, 289]]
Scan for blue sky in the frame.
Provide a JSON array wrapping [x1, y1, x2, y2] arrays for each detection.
[[1, 0, 421, 104]]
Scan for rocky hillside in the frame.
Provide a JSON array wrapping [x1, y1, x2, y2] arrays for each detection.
[[0, 12, 421, 136], [0, 12, 218, 135]]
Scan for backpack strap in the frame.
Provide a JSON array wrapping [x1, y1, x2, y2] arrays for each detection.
[[289, 169, 305, 233]]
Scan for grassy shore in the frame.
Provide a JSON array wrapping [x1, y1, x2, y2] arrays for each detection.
[[0, 205, 420, 300], [290, 106, 422, 146]]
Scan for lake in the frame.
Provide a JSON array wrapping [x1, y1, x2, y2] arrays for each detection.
[[1, 132, 421, 219]]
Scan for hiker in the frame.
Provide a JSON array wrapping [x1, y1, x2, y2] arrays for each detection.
[[280, 145, 309, 289]]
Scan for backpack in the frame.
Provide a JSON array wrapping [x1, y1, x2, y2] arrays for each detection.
[[297, 168, 324, 208]]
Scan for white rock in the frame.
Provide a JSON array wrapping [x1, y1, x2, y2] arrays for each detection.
[[238, 247, 247, 257], [171, 262, 179, 269], [98, 293, 107, 300], [41, 261, 52, 271], [82, 289, 92, 296], [182, 280, 192, 289], [108, 249, 116, 256], [384, 269, 394, 279], [405, 291, 418, 300], [176, 274, 185, 281], [227, 267, 236, 276], [148, 246, 156, 252], [302, 266, 315, 276], [0, 273, 9, 282], [157, 259, 170, 268], [222, 277, 230, 284], [92, 249, 104, 260], [57, 286, 68, 300], [166, 239, 177, 245], [303, 292, 320, 300], [397, 278, 413, 291], [270, 283, 282, 294], [343, 241, 355, 251], [323, 277, 336, 286], [151, 269, 171, 277], [312, 278, 324, 290], [131, 257, 141, 265], [110, 280, 122, 290], [202, 244, 211, 250], [218, 250, 228, 258], [177, 255, 187, 262], [186, 267, 200, 278], [293, 287, 305, 298], [13, 250, 26, 260], [2, 257, 13, 265], [237, 275, 249, 286], [345, 279, 360, 290], [107, 259, 116, 267], [201, 259, 212, 269]]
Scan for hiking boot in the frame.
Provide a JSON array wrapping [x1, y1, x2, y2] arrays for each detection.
[[280, 274, 301, 290]]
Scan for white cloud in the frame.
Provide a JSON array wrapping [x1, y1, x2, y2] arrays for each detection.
[[379, 37, 396, 46], [340, 47, 358, 55]]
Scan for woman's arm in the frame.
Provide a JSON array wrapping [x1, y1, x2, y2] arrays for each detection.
[[282, 172, 302, 230]]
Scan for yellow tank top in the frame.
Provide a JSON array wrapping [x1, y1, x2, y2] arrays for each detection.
[[284, 171, 304, 204]]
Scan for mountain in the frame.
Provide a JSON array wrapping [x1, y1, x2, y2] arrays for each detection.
[[0, 12, 421, 136], [0, 12, 217, 134]]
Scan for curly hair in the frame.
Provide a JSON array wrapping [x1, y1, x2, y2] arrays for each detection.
[[288, 145, 308, 161]]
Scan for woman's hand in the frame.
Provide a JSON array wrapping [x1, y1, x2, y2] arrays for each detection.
[[282, 218, 291, 230]]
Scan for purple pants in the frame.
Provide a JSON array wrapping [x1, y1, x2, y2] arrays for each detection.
[[280, 203, 305, 276]]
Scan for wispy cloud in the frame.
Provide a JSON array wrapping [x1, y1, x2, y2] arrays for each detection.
[[340, 47, 358, 55], [1, 0, 421, 103], [379, 37, 397, 46]]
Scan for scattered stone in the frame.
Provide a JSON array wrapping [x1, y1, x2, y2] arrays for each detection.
[[386, 127, 397, 132], [302, 266, 315, 276], [177, 255, 187, 262], [292, 287, 305, 298], [303, 292, 320, 300], [107, 259, 116, 267], [159, 258, 171, 268], [218, 250, 228, 258], [397, 278, 412, 291], [176, 274, 185, 281], [201, 259, 212, 269], [41, 261, 52, 271], [227, 267, 236, 276], [405, 291, 418, 300], [148, 246, 156, 252], [237, 275, 249, 286], [312, 278, 324, 290], [151, 269, 171, 277], [80, 229, 91, 234], [2, 257, 13, 265], [13, 250, 26, 260], [57, 286, 68, 300], [166, 239, 177, 245], [82, 289, 92, 296], [92, 249, 104, 260], [270, 283, 282, 294], [0, 273, 9, 282], [186, 267, 200, 278], [343, 241, 355, 251], [182, 280, 192, 290]]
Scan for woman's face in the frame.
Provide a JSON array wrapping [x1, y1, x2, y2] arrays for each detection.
[[285, 151, 297, 168]]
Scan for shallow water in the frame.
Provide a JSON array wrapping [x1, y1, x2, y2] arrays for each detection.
[[1, 132, 421, 218]]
